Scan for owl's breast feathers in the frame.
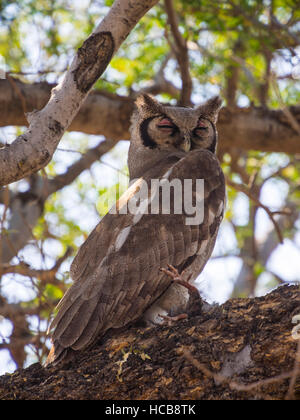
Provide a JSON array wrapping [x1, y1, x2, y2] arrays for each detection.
[[46, 150, 225, 366]]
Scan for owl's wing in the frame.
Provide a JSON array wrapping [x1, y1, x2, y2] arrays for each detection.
[[47, 150, 225, 364], [173, 150, 226, 280]]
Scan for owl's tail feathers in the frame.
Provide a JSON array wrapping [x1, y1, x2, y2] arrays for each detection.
[[44, 342, 75, 367]]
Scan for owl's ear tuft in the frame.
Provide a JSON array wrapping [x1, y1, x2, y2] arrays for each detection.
[[197, 95, 223, 123], [135, 93, 163, 116], [205, 95, 223, 112]]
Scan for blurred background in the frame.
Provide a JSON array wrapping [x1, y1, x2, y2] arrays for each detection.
[[0, 0, 299, 374]]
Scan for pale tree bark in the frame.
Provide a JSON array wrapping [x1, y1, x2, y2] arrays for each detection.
[[1, 78, 299, 154], [0, 0, 160, 187]]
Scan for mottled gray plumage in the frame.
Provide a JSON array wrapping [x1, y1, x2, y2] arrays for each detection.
[[46, 94, 225, 365]]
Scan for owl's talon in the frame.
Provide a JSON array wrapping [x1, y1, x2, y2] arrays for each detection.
[[158, 313, 188, 326], [160, 265, 199, 295]]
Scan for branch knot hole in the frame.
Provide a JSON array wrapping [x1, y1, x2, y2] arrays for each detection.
[[73, 32, 115, 94]]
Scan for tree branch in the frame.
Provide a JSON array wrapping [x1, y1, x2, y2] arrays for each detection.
[[232, 201, 299, 297], [164, 0, 193, 106], [1, 78, 299, 154], [0, 247, 72, 286], [141, 53, 180, 98], [0, 138, 116, 264], [48, 138, 118, 195], [225, 41, 244, 108], [226, 177, 285, 244]]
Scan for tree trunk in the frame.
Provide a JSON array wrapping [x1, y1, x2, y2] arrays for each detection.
[[1, 285, 299, 400]]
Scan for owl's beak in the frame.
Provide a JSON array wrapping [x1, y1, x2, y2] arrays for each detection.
[[179, 136, 191, 153]]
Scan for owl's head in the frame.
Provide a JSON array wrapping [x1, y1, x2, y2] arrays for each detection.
[[130, 93, 222, 154]]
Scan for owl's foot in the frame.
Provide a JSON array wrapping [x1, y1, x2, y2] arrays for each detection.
[[160, 264, 199, 295], [158, 313, 188, 326]]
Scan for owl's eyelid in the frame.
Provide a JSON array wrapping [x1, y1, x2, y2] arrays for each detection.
[[157, 116, 177, 130], [194, 124, 209, 134], [197, 118, 209, 129], [193, 127, 208, 139], [156, 115, 178, 136]]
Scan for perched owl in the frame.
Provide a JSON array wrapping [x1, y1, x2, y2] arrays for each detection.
[[45, 93, 225, 366]]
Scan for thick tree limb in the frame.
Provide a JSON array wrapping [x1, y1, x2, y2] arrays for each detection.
[[0, 79, 133, 140], [0, 285, 299, 400], [0, 0, 159, 187], [218, 106, 300, 154], [1, 78, 299, 154]]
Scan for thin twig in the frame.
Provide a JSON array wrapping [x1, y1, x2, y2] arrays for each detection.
[[56, 146, 127, 176], [0, 247, 73, 285], [226, 177, 284, 244], [49, 138, 119, 194], [183, 349, 295, 400], [271, 74, 300, 135]]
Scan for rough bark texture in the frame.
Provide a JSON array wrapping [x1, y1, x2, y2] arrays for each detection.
[[0, 285, 299, 400], [0, 0, 159, 187], [1, 78, 299, 154]]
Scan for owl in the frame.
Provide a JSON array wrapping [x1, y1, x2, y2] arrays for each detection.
[[45, 93, 225, 365]]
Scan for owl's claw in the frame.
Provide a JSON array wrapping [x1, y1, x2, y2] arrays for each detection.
[[160, 264, 199, 295], [158, 313, 188, 326]]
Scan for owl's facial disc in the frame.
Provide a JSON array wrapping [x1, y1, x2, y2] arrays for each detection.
[[139, 111, 215, 153], [191, 117, 216, 152], [144, 116, 191, 152]]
